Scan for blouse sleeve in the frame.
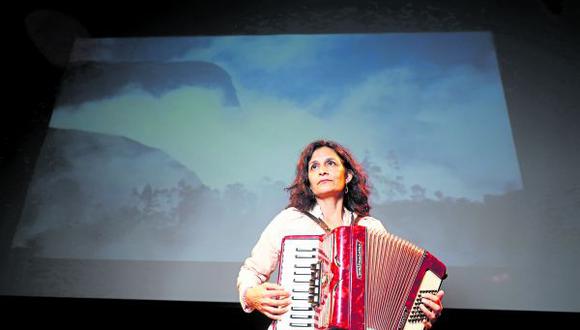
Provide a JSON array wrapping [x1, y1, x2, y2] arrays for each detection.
[[236, 212, 285, 313]]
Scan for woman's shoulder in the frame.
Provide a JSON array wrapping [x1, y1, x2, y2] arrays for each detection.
[[275, 207, 303, 218], [263, 207, 323, 237], [356, 214, 387, 232], [268, 207, 308, 225]]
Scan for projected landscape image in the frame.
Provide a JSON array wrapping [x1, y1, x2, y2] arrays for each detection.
[[12, 33, 522, 268]]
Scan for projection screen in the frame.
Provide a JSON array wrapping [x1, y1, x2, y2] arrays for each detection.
[[1, 32, 578, 313]]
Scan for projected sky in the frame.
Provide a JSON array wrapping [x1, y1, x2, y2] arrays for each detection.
[[12, 33, 522, 264]]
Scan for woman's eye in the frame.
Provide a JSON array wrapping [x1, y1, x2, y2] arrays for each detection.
[[310, 164, 318, 170]]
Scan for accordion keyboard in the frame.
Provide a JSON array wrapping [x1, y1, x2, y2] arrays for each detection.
[[275, 237, 320, 330]]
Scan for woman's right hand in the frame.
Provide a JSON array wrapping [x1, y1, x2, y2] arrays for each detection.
[[245, 282, 291, 320]]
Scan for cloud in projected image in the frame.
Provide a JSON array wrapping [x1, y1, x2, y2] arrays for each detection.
[[53, 34, 520, 202]]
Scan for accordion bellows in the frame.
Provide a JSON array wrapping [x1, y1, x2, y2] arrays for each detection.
[[274, 225, 447, 330]]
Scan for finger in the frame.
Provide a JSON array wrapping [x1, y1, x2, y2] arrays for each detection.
[[421, 297, 442, 313], [265, 290, 291, 298], [421, 292, 440, 302], [263, 304, 290, 316], [419, 304, 437, 321], [262, 310, 283, 321], [263, 282, 286, 290], [273, 297, 292, 307], [422, 319, 433, 330], [423, 291, 444, 306], [264, 297, 292, 307]]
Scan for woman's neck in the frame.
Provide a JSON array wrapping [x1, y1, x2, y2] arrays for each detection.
[[316, 196, 344, 228]]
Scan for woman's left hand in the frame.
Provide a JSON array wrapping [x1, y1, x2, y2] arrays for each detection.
[[420, 290, 444, 329]]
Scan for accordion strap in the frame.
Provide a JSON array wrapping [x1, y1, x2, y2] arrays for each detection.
[[351, 214, 362, 226], [300, 211, 332, 233]]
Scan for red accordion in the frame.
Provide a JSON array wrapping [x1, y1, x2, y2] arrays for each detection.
[[274, 225, 447, 330]]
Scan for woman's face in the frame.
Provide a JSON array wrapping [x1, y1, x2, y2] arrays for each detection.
[[307, 146, 352, 199]]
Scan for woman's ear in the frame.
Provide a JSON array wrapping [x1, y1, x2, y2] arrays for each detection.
[[346, 170, 353, 184]]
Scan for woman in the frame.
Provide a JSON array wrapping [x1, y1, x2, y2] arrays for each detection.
[[237, 140, 444, 329]]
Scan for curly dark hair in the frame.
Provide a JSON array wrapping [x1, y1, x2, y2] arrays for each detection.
[[285, 140, 370, 216]]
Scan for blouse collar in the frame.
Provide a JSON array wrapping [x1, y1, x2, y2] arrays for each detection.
[[309, 203, 355, 226]]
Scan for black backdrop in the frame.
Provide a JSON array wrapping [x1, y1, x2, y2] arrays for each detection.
[[2, 0, 579, 328]]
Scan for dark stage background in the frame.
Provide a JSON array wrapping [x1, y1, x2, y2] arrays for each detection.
[[2, 0, 579, 328]]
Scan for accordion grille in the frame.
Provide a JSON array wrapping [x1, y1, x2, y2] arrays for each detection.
[[365, 228, 425, 330]]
